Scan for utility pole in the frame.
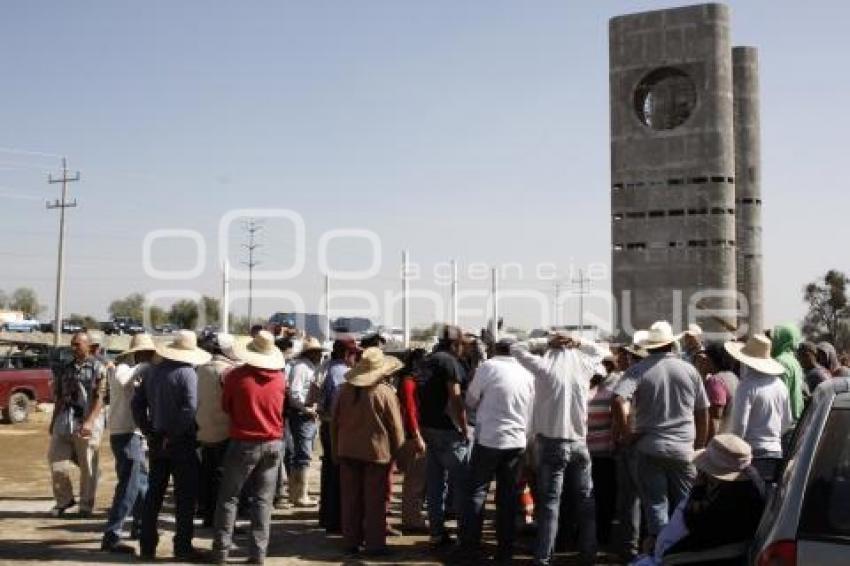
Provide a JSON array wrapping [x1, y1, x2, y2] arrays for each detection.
[[47, 157, 79, 347], [572, 269, 591, 333], [490, 267, 500, 340], [553, 281, 562, 327], [324, 274, 331, 341], [450, 259, 458, 326], [221, 260, 231, 334], [402, 250, 410, 348], [241, 219, 263, 325]]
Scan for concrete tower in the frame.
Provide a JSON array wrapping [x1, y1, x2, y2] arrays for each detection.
[[733, 46, 764, 334], [610, 3, 739, 336]]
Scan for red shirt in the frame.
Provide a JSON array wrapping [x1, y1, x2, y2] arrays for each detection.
[[222, 365, 285, 441], [399, 376, 420, 436]]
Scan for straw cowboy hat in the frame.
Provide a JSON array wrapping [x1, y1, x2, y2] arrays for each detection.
[[345, 347, 403, 387], [692, 434, 753, 482], [301, 336, 325, 353], [642, 320, 682, 350], [724, 334, 785, 376], [156, 330, 212, 366], [116, 333, 156, 363], [624, 329, 650, 358], [233, 330, 284, 371]]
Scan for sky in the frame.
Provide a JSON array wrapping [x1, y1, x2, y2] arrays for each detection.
[[0, 0, 847, 333]]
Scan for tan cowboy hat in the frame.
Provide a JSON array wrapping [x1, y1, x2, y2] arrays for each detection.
[[624, 329, 650, 358], [725, 334, 784, 376], [642, 321, 682, 350], [233, 330, 284, 371], [156, 330, 212, 366], [116, 333, 156, 363], [692, 434, 753, 482], [301, 336, 325, 353], [345, 347, 403, 387]]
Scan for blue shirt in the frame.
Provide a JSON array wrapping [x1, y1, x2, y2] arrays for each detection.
[[132, 360, 198, 438], [320, 359, 349, 418]]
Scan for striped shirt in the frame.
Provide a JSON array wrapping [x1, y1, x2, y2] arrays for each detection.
[[587, 384, 615, 456]]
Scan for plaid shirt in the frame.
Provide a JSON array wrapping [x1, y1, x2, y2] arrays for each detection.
[[54, 356, 107, 426]]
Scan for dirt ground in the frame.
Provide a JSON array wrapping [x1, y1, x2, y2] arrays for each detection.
[[0, 409, 616, 565]]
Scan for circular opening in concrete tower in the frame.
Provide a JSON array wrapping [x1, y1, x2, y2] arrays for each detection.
[[634, 68, 697, 130]]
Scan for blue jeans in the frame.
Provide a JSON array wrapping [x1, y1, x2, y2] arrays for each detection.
[[461, 443, 524, 557], [634, 451, 696, 537], [140, 435, 199, 557], [422, 427, 470, 538], [103, 433, 148, 544], [213, 439, 282, 560], [286, 412, 317, 470], [535, 436, 596, 566]]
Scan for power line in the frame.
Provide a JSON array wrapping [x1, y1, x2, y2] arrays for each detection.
[[241, 219, 264, 324], [46, 157, 80, 346]]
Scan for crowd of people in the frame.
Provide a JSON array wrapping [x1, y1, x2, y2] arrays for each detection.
[[44, 318, 850, 564]]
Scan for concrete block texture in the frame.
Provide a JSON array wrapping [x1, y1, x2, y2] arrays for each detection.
[[610, 3, 741, 336], [733, 46, 764, 334]]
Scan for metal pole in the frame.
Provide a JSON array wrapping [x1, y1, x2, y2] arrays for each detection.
[[47, 157, 79, 347], [490, 267, 499, 340], [578, 269, 585, 332], [221, 260, 230, 334], [402, 250, 410, 348], [324, 274, 331, 341], [451, 259, 458, 326]]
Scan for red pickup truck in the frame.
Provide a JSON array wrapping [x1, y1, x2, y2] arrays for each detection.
[[0, 343, 58, 423]]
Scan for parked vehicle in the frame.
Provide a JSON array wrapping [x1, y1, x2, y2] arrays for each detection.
[[0, 342, 64, 423], [104, 317, 145, 335], [1, 319, 40, 332], [750, 377, 850, 565], [268, 312, 329, 341], [154, 323, 176, 334]]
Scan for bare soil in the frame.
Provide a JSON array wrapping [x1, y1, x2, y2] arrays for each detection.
[[0, 410, 614, 565]]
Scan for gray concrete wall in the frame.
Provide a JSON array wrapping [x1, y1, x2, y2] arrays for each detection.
[[733, 46, 764, 334], [610, 3, 738, 336]]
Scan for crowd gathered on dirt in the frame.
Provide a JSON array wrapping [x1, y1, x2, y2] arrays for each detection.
[[46, 318, 850, 564]]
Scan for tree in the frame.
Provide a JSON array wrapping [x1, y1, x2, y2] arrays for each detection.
[[67, 313, 100, 331], [0, 289, 7, 309], [149, 305, 168, 328], [229, 314, 252, 336], [109, 293, 146, 321], [201, 296, 220, 327], [169, 299, 199, 330], [803, 270, 850, 351], [10, 287, 42, 318]]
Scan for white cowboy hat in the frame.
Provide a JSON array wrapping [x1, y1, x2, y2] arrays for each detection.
[[683, 323, 703, 337], [624, 329, 650, 358], [210, 332, 239, 361], [724, 334, 785, 376], [642, 321, 682, 350], [233, 330, 284, 371], [692, 433, 753, 482], [345, 347, 403, 387], [156, 330, 212, 366], [116, 333, 157, 363]]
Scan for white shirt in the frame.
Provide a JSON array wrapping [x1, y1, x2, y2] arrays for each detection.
[[729, 367, 792, 456], [108, 362, 145, 435], [288, 358, 317, 410], [511, 341, 606, 442], [466, 356, 534, 450]]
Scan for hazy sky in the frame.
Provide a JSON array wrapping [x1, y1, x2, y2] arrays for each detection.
[[1, 1, 847, 332]]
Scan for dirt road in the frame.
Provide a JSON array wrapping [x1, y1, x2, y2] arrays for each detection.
[[0, 411, 611, 565]]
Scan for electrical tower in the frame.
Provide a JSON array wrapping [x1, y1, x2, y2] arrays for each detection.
[[47, 157, 80, 347], [241, 219, 263, 324]]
